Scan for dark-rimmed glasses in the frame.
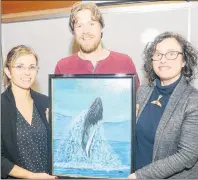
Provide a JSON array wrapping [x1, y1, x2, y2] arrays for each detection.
[[152, 51, 183, 61]]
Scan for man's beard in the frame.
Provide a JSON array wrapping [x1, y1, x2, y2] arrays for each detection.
[[78, 39, 101, 53]]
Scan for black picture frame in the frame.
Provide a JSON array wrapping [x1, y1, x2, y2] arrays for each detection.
[[49, 74, 136, 179]]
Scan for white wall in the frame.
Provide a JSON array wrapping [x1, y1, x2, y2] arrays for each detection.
[[2, 2, 198, 95]]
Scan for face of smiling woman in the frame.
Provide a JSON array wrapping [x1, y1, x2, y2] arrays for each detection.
[[152, 38, 185, 86], [4, 54, 38, 90]]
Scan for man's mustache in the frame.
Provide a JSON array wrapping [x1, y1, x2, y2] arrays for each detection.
[[81, 34, 95, 38]]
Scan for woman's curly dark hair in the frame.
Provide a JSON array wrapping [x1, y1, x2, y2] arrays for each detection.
[[143, 31, 198, 83]]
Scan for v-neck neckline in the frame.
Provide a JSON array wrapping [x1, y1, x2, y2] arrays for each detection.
[[17, 103, 35, 127]]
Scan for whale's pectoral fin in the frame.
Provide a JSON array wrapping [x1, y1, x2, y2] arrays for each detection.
[[85, 126, 97, 157]]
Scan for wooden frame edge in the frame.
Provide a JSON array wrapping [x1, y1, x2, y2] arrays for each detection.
[[2, 1, 185, 23]]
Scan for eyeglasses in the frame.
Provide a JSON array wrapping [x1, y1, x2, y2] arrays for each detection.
[[152, 51, 183, 61], [12, 65, 39, 72]]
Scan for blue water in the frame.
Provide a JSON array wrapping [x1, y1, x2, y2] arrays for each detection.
[[53, 140, 131, 178]]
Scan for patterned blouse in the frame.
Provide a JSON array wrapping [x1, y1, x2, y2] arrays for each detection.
[[16, 103, 48, 173]]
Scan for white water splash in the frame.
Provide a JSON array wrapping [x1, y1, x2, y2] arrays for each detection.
[[54, 110, 127, 170]]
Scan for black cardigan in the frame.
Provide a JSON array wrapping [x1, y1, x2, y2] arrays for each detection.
[[1, 86, 50, 179]]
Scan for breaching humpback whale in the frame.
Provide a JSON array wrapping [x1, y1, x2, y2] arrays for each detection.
[[81, 97, 103, 157]]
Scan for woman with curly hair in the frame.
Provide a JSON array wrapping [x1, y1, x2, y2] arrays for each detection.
[[128, 32, 198, 179]]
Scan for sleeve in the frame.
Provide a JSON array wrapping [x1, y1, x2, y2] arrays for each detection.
[[135, 92, 198, 179], [126, 56, 140, 89], [136, 85, 145, 105], [54, 62, 61, 74], [42, 94, 50, 109], [1, 139, 15, 178]]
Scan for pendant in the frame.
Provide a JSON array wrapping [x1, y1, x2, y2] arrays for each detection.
[[151, 95, 163, 107]]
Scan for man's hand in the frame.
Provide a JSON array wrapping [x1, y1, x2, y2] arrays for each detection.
[[136, 104, 140, 117], [45, 108, 49, 122]]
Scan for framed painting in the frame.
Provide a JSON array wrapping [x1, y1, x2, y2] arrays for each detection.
[[49, 74, 136, 179]]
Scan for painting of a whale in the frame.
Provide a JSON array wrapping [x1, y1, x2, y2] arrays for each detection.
[[51, 75, 134, 178], [54, 97, 122, 167], [82, 97, 103, 157]]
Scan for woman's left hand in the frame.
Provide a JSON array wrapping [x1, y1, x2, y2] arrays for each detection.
[[128, 173, 136, 179]]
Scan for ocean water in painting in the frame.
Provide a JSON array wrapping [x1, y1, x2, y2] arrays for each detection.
[[52, 78, 133, 178]]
